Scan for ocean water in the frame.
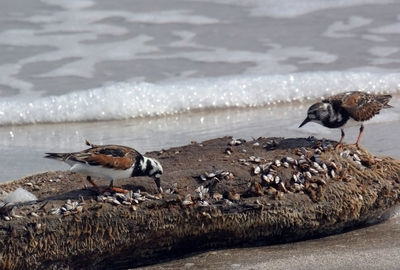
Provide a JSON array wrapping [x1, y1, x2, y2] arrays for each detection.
[[1, 1, 400, 267]]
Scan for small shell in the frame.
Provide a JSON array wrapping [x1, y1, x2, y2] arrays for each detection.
[[274, 176, 281, 184], [298, 159, 308, 165], [330, 169, 336, 178], [198, 201, 210, 207], [292, 174, 298, 182], [254, 157, 261, 163], [220, 171, 230, 177], [11, 213, 23, 218], [279, 182, 288, 193], [294, 183, 304, 191], [329, 161, 338, 171], [200, 175, 207, 181], [275, 160, 281, 167], [253, 166, 261, 175], [224, 199, 233, 206], [182, 195, 193, 206], [317, 179, 327, 185], [262, 174, 273, 183], [229, 139, 242, 146], [75, 205, 83, 212], [340, 150, 350, 159], [238, 159, 247, 163], [304, 171, 312, 180], [4, 216, 11, 221], [30, 212, 39, 217], [205, 172, 216, 178], [253, 142, 260, 146], [309, 168, 319, 175], [112, 199, 121, 206], [285, 157, 295, 164], [353, 154, 361, 162], [313, 162, 324, 172], [314, 148, 322, 155], [249, 156, 256, 161], [283, 162, 289, 168], [322, 163, 328, 172], [313, 155, 322, 163]]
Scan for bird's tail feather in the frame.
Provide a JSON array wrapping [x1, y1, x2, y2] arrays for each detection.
[[44, 152, 69, 160], [377, 94, 392, 108]]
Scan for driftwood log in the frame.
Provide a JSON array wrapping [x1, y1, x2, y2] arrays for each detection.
[[0, 137, 399, 269]]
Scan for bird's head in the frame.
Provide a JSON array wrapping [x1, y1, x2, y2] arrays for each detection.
[[142, 157, 163, 178], [299, 102, 331, 128]]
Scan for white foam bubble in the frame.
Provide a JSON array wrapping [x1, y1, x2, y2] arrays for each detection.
[[0, 72, 399, 126]]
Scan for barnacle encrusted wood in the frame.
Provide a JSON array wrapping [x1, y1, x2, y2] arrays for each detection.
[[0, 137, 399, 269]]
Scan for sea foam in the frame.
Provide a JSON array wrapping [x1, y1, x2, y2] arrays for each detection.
[[0, 72, 399, 126]]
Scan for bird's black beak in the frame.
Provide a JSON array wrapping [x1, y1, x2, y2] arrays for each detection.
[[299, 117, 311, 128], [153, 175, 162, 193]]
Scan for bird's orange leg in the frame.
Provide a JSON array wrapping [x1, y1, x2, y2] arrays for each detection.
[[354, 124, 364, 148], [86, 176, 103, 193], [335, 128, 345, 149], [107, 179, 129, 194]]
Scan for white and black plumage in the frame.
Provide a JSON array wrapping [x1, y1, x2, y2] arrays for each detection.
[[299, 91, 392, 147], [45, 140, 163, 193]]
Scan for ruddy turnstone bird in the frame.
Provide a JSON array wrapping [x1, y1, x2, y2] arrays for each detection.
[[299, 91, 392, 148], [45, 140, 163, 193]]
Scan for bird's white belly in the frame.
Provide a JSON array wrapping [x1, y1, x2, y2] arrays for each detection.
[[69, 163, 133, 180]]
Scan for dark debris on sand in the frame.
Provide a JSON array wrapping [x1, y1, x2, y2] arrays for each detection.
[[0, 136, 400, 269]]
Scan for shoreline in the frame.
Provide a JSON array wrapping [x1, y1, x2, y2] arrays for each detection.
[[1, 95, 400, 183]]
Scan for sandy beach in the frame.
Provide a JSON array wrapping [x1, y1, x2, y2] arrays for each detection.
[[142, 212, 400, 270]]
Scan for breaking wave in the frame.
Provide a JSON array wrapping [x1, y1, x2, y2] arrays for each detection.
[[0, 71, 399, 126]]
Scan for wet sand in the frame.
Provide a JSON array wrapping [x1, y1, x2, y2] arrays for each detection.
[[143, 212, 400, 270]]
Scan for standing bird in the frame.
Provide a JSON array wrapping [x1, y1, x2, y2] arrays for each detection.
[[45, 140, 163, 194], [299, 91, 392, 148]]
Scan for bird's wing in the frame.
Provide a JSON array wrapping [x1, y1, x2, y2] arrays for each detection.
[[324, 91, 391, 121], [67, 145, 141, 170]]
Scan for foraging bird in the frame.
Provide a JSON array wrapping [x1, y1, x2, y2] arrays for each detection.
[[45, 140, 163, 194], [299, 91, 392, 148]]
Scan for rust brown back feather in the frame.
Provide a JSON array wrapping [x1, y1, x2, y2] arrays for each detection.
[[323, 91, 392, 121], [67, 145, 141, 170]]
